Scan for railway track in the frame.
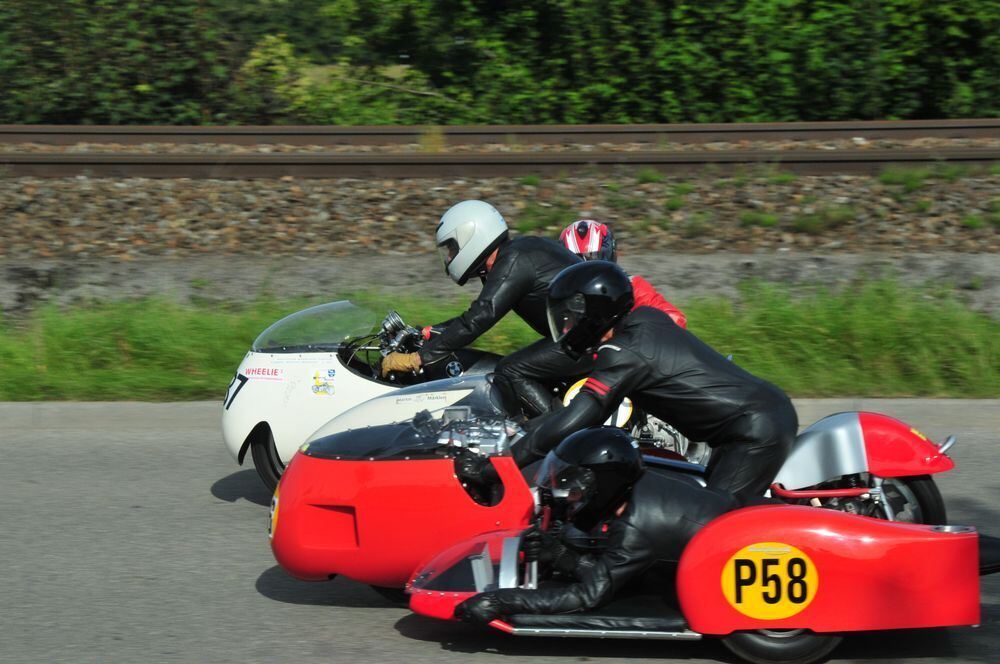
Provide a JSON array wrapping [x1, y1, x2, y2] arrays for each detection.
[[1, 119, 998, 145], [1, 147, 998, 178]]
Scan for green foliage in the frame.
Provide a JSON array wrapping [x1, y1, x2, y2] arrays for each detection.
[[1, 1, 997, 124], [518, 175, 541, 187], [1, 280, 996, 399], [228, 35, 311, 123], [740, 211, 779, 228]]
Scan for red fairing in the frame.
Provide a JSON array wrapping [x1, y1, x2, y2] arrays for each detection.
[[410, 590, 478, 620], [678, 505, 980, 635], [859, 412, 955, 477], [271, 454, 534, 586], [630, 275, 687, 328]]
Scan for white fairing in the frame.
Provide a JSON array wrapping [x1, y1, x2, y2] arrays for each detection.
[[773, 411, 869, 490], [220, 350, 395, 464]]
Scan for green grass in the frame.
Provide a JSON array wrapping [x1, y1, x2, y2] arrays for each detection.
[[514, 201, 570, 232], [680, 212, 710, 237], [739, 211, 779, 228], [635, 168, 664, 184], [606, 192, 644, 212], [961, 214, 986, 230], [518, 174, 541, 187], [0, 280, 997, 400], [878, 166, 932, 192], [791, 205, 856, 234], [672, 183, 695, 196], [665, 196, 685, 211], [766, 171, 797, 185]]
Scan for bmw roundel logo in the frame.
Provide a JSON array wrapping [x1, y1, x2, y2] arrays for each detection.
[[446, 361, 463, 377]]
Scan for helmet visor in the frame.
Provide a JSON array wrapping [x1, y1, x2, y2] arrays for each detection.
[[535, 453, 595, 517], [546, 293, 587, 343], [437, 238, 460, 269]]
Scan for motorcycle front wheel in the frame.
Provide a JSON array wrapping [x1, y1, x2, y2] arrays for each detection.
[[879, 475, 947, 525], [721, 629, 842, 664], [251, 429, 284, 493]]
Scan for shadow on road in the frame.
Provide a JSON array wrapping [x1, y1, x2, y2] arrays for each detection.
[[393, 613, 732, 662], [210, 469, 271, 507], [393, 614, 995, 663], [255, 565, 405, 609]]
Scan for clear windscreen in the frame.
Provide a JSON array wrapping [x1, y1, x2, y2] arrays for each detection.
[[252, 301, 377, 352], [306, 374, 512, 441], [409, 531, 519, 592]]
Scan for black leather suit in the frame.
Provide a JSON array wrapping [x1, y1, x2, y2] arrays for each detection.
[[481, 469, 741, 616], [419, 236, 581, 413], [513, 307, 798, 498]]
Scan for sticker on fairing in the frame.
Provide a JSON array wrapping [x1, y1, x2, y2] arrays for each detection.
[[910, 427, 928, 441], [721, 542, 818, 620], [310, 368, 336, 396]]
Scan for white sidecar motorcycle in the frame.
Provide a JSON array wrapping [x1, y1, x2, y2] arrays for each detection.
[[222, 300, 706, 491]]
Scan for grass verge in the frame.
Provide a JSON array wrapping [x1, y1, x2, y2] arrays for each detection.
[[0, 280, 996, 400]]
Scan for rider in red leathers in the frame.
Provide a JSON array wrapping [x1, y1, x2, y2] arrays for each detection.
[[559, 220, 686, 328]]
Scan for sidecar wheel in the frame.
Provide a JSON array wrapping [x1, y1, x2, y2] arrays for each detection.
[[721, 629, 842, 664], [251, 429, 284, 493], [370, 586, 409, 605]]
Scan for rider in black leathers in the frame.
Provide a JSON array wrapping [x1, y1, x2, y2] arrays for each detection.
[[418, 234, 580, 373], [455, 428, 742, 623], [510, 260, 797, 499], [380, 200, 583, 416]]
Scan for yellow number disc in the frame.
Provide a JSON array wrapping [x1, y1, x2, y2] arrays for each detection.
[[720, 542, 818, 620]]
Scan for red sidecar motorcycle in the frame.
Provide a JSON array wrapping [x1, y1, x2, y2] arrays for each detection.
[[270, 375, 958, 596], [409, 505, 999, 664]]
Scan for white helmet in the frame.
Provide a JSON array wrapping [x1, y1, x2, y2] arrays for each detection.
[[436, 200, 509, 285]]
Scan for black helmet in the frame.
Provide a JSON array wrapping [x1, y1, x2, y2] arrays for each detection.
[[535, 427, 644, 531], [546, 261, 634, 358]]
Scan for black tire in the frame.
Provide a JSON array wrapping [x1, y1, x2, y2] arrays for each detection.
[[722, 630, 843, 664], [370, 585, 409, 605], [251, 429, 283, 493], [887, 475, 947, 525]]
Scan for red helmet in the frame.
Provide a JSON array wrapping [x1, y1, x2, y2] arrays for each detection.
[[559, 220, 617, 262]]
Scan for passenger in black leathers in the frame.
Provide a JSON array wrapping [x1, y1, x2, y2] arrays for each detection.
[[511, 261, 798, 499], [455, 428, 742, 623]]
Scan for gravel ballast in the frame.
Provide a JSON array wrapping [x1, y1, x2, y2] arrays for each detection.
[[1, 172, 997, 260]]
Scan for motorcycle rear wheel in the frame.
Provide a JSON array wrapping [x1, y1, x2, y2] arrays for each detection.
[[251, 429, 284, 493], [721, 629, 842, 664]]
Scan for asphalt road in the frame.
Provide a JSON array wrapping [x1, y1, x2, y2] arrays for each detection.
[[1, 400, 997, 664]]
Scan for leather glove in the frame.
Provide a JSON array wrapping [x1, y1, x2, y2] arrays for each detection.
[[519, 524, 557, 564], [454, 592, 502, 624], [454, 453, 499, 486], [380, 351, 421, 377]]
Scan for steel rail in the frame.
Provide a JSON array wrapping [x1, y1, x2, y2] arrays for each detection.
[[0, 119, 997, 145], [1, 148, 997, 178]]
